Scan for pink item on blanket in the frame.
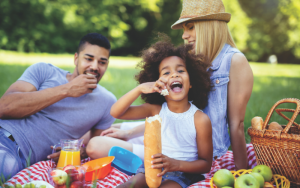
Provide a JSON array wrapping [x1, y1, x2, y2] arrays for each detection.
[[6, 144, 256, 188]]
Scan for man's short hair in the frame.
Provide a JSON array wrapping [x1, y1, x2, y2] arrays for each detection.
[[77, 33, 111, 55]]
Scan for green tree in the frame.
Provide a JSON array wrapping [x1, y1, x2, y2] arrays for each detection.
[[238, 0, 300, 63]]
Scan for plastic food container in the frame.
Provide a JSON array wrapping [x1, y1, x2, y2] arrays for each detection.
[[108, 146, 143, 175], [82, 156, 114, 182], [48, 166, 86, 188]]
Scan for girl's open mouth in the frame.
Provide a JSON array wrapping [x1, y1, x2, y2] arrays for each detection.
[[170, 81, 183, 93]]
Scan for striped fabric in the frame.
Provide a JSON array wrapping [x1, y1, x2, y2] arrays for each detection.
[[6, 144, 256, 188]]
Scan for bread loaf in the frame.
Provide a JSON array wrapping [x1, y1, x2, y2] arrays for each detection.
[[144, 115, 162, 188], [251, 116, 264, 130], [268, 122, 283, 131]]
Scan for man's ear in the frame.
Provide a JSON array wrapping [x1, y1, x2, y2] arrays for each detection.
[[74, 52, 79, 66], [190, 85, 192, 88]]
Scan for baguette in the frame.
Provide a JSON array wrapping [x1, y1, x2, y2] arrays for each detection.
[[144, 115, 162, 188]]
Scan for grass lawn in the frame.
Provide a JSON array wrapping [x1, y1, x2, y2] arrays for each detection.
[[0, 50, 300, 144]]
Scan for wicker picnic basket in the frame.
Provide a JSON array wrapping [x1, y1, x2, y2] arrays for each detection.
[[248, 98, 300, 188], [210, 169, 290, 188]]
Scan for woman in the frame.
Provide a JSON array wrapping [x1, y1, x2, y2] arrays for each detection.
[[87, 0, 253, 171]]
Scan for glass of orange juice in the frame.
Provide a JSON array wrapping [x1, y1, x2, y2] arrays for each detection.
[[54, 139, 83, 168]]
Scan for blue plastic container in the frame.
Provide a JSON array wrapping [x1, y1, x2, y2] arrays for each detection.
[[108, 146, 143, 175]]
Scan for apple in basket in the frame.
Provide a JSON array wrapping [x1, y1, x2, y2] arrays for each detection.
[[251, 172, 265, 188], [212, 169, 235, 188], [252, 165, 273, 182], [235, 174, 260, 188], [50, 169, 68, 185]]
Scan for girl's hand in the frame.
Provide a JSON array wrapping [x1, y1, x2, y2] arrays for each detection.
[[100, 127, 129, 140], [151, 153, 180, 177], [139, 77, 168, 94]]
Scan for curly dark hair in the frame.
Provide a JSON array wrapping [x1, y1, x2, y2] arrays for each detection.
[[135, 40, 212, 110]]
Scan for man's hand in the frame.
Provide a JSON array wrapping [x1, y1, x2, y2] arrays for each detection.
[[100, 128, 129, 140], [151, 153, 180, 177], [66, 74, 98, 97], [47, 146, 61, 162], [47, 145, 88, 162]]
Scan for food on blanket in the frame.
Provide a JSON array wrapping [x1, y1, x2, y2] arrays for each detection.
[[251, 172, 265, 188], [251, 117, 264, 130], [70, 181, 83, 188], [263, 182, 275, 188], [160, 89, 169, 96], [268, 122, 283, 131], [144, 115, 162, 188], [66, 169, 80, 181], [63, 165, 76, 172], [252, 165, 273, 182], [24, 183, 36, 188], [23, 181, 54, 188], [212, 169, 234, 188], [50, 170, 68, 185], [76, 166, 86, 182], [235, 174, 260, 188]]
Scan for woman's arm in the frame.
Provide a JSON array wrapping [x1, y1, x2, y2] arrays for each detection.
[[152, 111, 213, 175], [228, 53, 253, 170]]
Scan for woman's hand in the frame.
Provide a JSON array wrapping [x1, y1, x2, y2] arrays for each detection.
[[100, 127, 129, 140], [139, 77, 168, 94], [151, 153, 180, 177]]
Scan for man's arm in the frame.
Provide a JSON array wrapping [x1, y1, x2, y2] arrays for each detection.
[[0, 74, 97, 119], [228, 53, 253, 170]]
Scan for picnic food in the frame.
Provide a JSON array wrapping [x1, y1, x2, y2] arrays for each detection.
[[268, 122, 283, 131], [252, 165, 273, 182], [22, 181, 54, 188], [144, 115, 162, 188], [160, 89, 169, 96], [251, 117, 264, 130], [235, 174, 260, 188], [49, 166, 85, 188], [50, 170, 68, 185], [251, 172, 265, 188], [212, 169, 234, 188]]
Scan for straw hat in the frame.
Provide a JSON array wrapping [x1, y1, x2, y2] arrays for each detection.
[[171, 0, 231, 29]]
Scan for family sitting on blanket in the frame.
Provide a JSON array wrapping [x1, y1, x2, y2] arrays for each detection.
[[87, 0, 253, 176], [0, 0, 254, 186], [0, 33, 117, 179]]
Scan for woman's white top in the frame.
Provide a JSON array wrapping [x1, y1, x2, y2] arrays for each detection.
[[160, 102, 200, 162]]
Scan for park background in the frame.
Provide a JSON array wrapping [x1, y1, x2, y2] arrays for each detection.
[[0, 0, 300, 143]]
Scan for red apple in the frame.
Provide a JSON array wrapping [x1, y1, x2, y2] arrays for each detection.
[[50, 169, 68, 185], [76, 166, 86, 182], [70, 181, 83, 188], [63, 165, 76, 172], [65, 169, 79, 182]]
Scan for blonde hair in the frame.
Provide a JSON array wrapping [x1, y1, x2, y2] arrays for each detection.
[[193, 20, 236, 64]]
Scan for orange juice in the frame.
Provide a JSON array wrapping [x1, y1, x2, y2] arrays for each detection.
[[57, 149, 81, 168]]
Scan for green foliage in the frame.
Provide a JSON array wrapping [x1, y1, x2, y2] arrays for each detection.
[[238, 0, 300, 63], [1, 0, 300, 62]]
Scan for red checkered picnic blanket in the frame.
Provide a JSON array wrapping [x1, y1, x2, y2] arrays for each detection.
[[6, 144, 256, 188]]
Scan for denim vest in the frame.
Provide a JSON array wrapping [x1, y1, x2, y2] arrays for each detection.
[[203, 43, 242, 158]]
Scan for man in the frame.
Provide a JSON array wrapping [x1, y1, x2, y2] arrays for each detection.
[[0, 33, 116, 179]]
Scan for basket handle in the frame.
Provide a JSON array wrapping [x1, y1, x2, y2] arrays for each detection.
[[275, 108, 300, 128], [262, 98, 300, 133]]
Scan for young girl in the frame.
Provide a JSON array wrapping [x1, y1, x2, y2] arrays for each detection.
[[112, 40, 213, 188]]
